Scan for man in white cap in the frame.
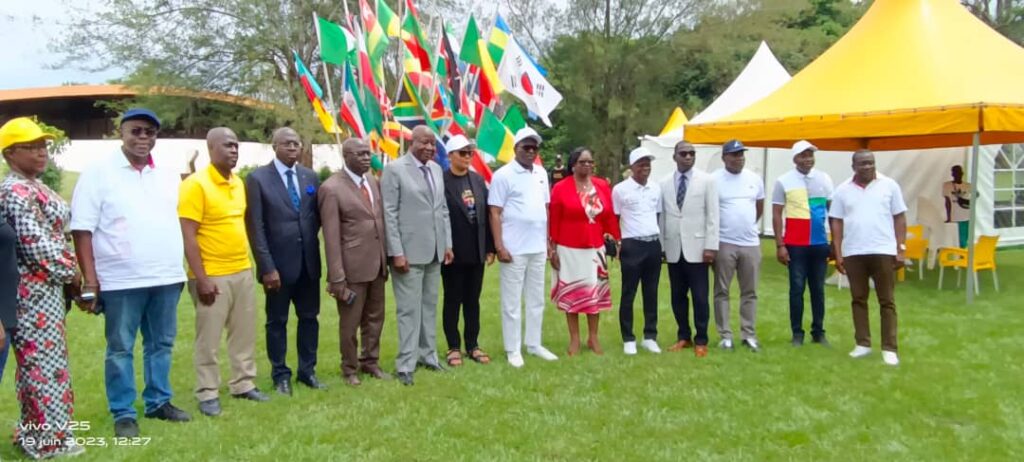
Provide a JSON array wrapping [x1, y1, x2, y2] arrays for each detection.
[[659, 141, 719, 358], [488, 127, 558, 367], [772, 140, 834, 347], [440, 135, 495, 367], [612, 147, 663, 355]]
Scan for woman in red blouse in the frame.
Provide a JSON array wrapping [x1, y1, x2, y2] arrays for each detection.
[[549, 147, 621, 356]]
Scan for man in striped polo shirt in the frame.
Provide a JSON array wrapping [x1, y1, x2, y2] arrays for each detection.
[[771, 140, 835, 346]]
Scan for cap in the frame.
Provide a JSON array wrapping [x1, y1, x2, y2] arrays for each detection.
[[444, 135, 473, 153], [120, 108, 161, 129], [791, 140, 817, 156], [513, 127, 542, 146], [0, 117, 54, 151], [722, 139, 746, 154], [628, 147, 656, 166]]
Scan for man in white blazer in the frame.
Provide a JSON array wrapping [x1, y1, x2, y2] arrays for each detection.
[[659, 141, 719, 358]]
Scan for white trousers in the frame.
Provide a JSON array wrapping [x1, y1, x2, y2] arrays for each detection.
[[499, 252, 547, 353]]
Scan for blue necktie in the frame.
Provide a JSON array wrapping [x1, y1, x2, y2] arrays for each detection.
[[285, 170, 300, 211], [677, 173, 688, 209]]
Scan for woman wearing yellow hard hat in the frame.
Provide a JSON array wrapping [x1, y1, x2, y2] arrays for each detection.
[[0, 117, 85, 459]]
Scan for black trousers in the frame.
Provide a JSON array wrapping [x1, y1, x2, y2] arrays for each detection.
[[265, 266, 320, 383], [618, 238, 662, 342], [667, 251, 711, 345], [440, 263, 485, 352]]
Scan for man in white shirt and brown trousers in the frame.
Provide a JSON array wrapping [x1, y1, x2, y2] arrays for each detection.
[[712, 140, 765, 352], [829, 149, 907, 366], [612, 147, 663, 355]]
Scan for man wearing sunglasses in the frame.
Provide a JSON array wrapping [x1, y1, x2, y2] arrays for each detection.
[[70, 108, 191, 438]]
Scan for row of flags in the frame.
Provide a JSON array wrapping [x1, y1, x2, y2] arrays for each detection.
[[292, 0, 563, 178]]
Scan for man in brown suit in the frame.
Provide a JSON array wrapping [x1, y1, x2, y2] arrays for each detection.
[[318, 138, 390, 386]]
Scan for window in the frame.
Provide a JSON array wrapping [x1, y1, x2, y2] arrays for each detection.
[[993, 144, 1024, 228]]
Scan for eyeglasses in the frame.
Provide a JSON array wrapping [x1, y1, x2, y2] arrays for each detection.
[[519, 145, 539, 153], [126, 127, 158, 137], [453, 150, 474, 157], [676, 150, 696, 156]]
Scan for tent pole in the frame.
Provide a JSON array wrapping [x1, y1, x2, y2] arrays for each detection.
[[762, 147, 769, 235], [965, 132, 981, 305]]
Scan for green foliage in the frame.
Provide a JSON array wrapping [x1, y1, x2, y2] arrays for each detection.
[[236, 164, 258, 182], [36, 120, 70, 193], [318, 165, 333, 183]]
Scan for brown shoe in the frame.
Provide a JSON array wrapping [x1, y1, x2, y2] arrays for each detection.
[[695, 345, 708, 358], [343, 374, 362, 387], [667, 340, 694, 352], [360, 366, 392, 380]]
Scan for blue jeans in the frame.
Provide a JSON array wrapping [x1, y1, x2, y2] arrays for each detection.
[[102, 282, 183, 421], [787, 245, 830, 338]]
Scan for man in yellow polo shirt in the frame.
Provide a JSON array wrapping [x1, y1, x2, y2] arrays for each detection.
[[180, 127, 268, 417]]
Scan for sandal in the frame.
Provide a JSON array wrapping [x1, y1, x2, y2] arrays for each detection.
[[467, 348, 490, 365], [446, 349, 463, 367]]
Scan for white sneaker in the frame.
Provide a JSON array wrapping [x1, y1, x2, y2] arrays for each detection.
[[526, 345, 559, 361], [882, 350, 900, 366], [640, 339, 662, 354], [623, 341, 638, 355], [719, 339, 734, 350], [849, 345, 873, 358], [507, 351, 524, 368]]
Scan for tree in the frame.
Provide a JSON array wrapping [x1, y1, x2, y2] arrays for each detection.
[[963, 0, 1024, 44]]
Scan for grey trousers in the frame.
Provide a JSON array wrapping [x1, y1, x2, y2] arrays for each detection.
[[392, 262, 441, 373], [713, 242, 762, 341]]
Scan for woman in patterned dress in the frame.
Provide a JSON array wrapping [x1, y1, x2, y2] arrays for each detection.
[[0, 117, 83, 459], [548, 147, 621, 356]]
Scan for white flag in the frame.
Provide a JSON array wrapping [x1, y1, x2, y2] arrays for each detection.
[[497, 39, 562, 127]]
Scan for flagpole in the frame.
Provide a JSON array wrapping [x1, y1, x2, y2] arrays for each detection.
[[397, 0, 406, 156], [313, 12, 347, 152]]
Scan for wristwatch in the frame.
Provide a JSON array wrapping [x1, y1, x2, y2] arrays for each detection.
[[899, 243, 907, 251]]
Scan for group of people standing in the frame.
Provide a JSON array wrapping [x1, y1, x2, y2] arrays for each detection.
[[0, 108, 908, 459]]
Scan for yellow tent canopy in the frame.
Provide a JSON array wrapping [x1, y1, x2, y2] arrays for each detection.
[[658, 107, 689, 137], [685, 0, 1024, 151]]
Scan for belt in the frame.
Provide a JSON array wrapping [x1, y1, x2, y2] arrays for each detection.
[[624, 234, 659, 242]]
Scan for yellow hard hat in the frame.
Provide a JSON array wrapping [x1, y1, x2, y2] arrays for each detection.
[[0, 117, 55, 151]]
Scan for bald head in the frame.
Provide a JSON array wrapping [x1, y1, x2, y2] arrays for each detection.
[[206, 127, 239, 173], [851, 149, 876, 184], [410, 125, 436, 164], [271, 127, 301, 167], [343, 137, 372, 175]]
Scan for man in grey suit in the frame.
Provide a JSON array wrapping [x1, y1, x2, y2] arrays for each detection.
[[659, 141, 719, 358], [381, 125, 453, 386], [244, 127, 324, 395]]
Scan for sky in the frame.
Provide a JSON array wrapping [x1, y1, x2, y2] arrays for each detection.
[[0, 0, 123, 89]]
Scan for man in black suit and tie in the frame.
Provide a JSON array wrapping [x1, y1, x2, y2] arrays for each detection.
[[245, 127, 324, 395]]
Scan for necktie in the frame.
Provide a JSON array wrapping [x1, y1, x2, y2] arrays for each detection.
[[420, 165, 434, 197], [285, 170, 300, 211], [359, 178, 372, 207], [676, 173, 688, 209]]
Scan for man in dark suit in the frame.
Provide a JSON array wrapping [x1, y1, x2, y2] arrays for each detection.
[[318, 137, 391, 386], [244, 127, 323, 395], [440, 135, 494, 367]]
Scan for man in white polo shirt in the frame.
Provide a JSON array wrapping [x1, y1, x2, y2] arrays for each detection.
[[829, 149, 907, 366], [488, 127, 558, 367], [712, 140, 765, 352], [71, 108, 191, 438], [612, 147, 663, 355]]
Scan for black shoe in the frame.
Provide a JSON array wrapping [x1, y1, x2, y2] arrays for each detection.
[[812, 334, 830, 347], [275, 380, 293, 396], [791, 333, 805, 347], [232, 388, 270, 402], [297, 375, 327, 390], [396, 372, 414, 386], [114, 418, 139, 438], [198, 398, 221, 417], [417, 361, 447, 373], [741, 339, 761, 352], [144, 402, 192, 422]]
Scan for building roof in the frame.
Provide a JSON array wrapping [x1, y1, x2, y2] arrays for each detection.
[[0, 84, 274, 110]]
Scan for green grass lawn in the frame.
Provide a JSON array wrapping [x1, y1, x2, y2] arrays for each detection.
[[0, 239, 1022, 461]]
